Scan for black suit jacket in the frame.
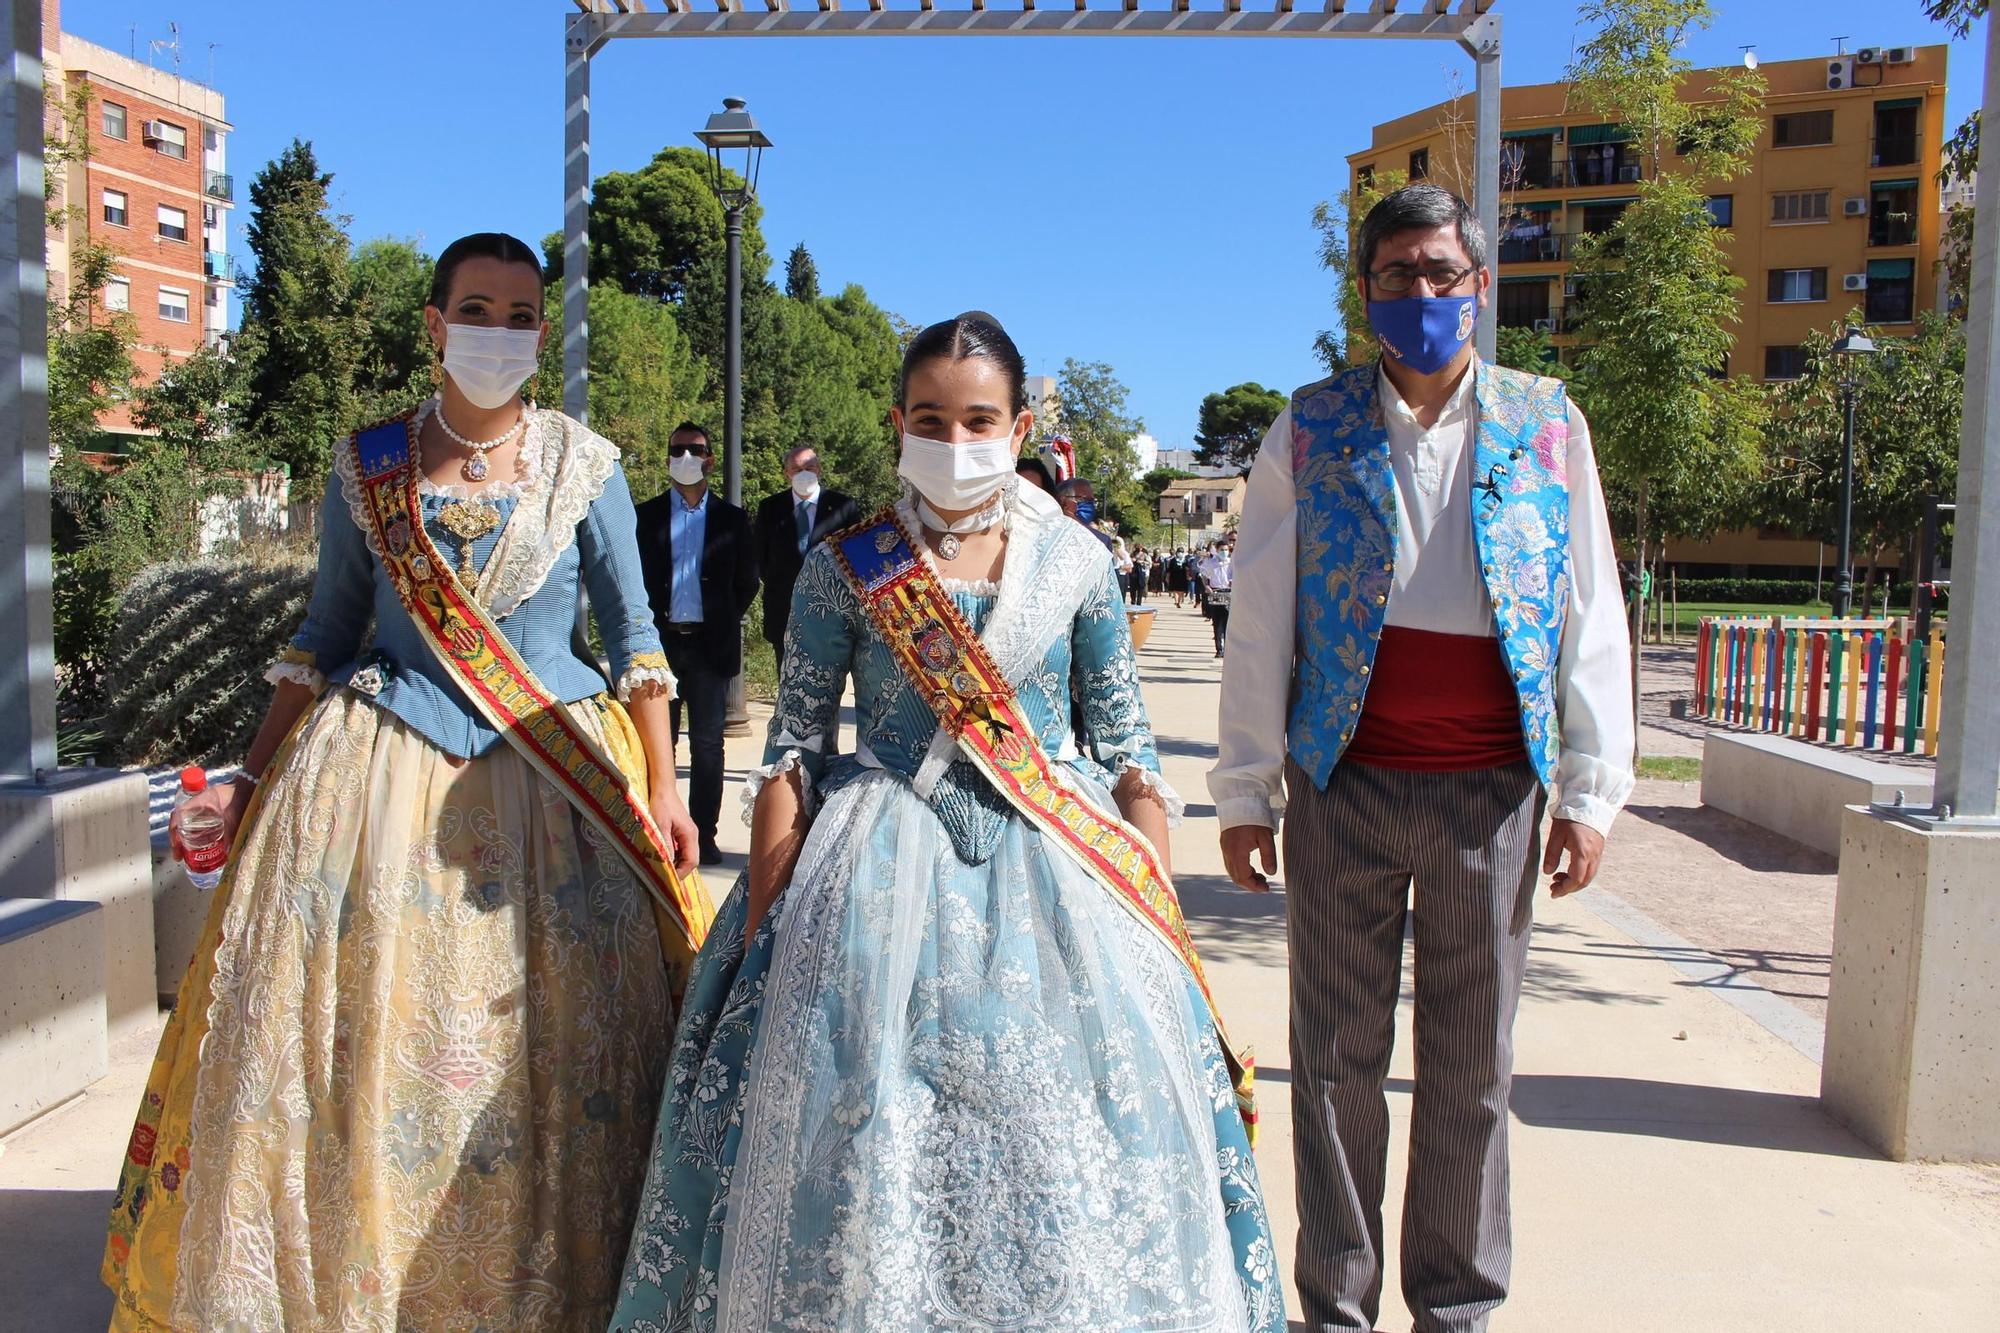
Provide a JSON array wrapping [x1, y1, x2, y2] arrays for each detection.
[[753, 487, 864, 649], [633, 487, 761, 679]]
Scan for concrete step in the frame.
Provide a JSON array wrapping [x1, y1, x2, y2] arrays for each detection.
[[0, 898, 108, 1137]]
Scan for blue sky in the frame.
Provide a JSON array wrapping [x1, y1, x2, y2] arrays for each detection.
[[63, 0, 1987, 452]]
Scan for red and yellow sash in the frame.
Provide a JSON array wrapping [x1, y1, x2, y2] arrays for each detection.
[[831, 510, 1256, 1136], [349, 414, 712, 961]]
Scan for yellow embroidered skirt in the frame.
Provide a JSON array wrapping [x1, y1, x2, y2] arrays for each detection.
[[103, 690, 680, 1332]]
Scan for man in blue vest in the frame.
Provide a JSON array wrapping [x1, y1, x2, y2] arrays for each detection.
[[1210, 184, 1635, 1333]]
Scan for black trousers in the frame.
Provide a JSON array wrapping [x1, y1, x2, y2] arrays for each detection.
[[663, 632, 728, 842], [1208, 603, 1230, 651]]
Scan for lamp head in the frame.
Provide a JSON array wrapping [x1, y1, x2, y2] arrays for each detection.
[[695, 98, 773, 210]]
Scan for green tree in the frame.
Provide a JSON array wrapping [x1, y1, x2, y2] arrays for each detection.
[[1192, 381, 1287, 472], [1762, 312, 1964, 610], [1142, 466, 1198, 497], [45, 86, 137, 458], [237, 140, 362, 497], [1053, 359, 1149, 534], [784, 242, 821, 302], [349, 236, 435, 421], [1924, 1, 1985, 310], [1310, 168, 1409, 369], [588, 146, 772, 309], [1493, 324, 1567, 379], [1565, 1, 1768, 560]]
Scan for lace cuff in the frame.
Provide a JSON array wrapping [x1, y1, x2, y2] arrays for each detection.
[[740, 750, 815, 826], [1113, 755, 1186, 827], [616, 652, 677, 702], [264, 647, 325, 692]]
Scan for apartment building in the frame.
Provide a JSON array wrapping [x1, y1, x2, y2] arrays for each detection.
[[50, 22, 234, 436], [1348, 45, 1947, 381], [1347, 44, 1948, 577]]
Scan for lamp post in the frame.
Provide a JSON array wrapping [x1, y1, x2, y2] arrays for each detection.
[[696, 98, 771, 736], [1831, 324, 1878, 619], [696, 98, 770, 508]]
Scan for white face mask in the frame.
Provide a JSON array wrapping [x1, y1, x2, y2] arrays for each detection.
[[669, 451, 708, 487], [897, 432, 1017, 510], [440, 322, 541, 410], [790, 469, 821, 501]]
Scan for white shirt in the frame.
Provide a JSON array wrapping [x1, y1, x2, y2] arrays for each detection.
[[1200, 551, 1234, 590], [1208, 365, 1636, 837]]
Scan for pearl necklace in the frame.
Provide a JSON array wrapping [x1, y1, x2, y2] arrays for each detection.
[[432, 398, 527, 483], [915, 491, 1009, 561]]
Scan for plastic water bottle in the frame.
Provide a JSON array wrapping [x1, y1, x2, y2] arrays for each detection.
[[175, 765, 230, 892]]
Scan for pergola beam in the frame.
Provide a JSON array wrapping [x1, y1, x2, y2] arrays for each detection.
[[570, 4, 1484, 37]]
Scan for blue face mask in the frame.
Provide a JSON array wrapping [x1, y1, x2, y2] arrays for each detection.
[[1073, 500, 1098, 524], [1367, 293, 1479, 375]]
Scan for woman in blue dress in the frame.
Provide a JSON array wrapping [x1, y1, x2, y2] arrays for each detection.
[[611, 312, 1283, 1332], [105, 233, 710, 1332]]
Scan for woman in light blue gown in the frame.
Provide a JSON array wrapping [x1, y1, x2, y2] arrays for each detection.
[[611, 312, 1283, 1333]]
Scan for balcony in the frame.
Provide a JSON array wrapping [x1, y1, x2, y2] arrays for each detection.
[[1564, 153, 1648, 188], [203, 171, 233, 201], [1870, 134, 1922, 168], [204, 251, 235, 283], [1497, 233, 1568, 264]]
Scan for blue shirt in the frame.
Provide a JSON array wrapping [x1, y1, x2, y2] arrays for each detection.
[[669, 487, 708, 623]]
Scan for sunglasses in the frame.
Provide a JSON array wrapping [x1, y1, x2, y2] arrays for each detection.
[[668, 443, 710, 458]]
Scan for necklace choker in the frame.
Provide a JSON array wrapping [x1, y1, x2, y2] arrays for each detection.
[[432, 397, 527, 483], [916, 493, 1006, 561]]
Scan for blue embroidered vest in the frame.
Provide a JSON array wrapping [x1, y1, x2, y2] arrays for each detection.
[[1288, 361, 1573, 790]]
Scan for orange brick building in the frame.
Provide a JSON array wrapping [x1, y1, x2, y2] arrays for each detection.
[[47, 7, 234, 437]]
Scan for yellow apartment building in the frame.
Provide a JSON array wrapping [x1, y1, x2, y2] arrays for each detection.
[[1346, 45, 1949, 577]]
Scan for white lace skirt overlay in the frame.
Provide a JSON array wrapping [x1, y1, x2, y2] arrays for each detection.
[[623, 765, 1280, 1331]]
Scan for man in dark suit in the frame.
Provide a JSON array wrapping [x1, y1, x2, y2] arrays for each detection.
[[754, 442, 863, 655], [634, 422, 760, 865]]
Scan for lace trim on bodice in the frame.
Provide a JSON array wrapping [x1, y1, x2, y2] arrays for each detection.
[[335, 405, 621, 622]]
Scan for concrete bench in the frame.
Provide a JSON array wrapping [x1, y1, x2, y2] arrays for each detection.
[[0, 898, 108, 1136], [1701, 731, 1933, 856]]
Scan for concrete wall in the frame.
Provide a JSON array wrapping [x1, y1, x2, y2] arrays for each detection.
[[1700, 731, 1931, 855], [1822, 807, 2000, 1161], [0, 769, 156, 1041], [0, 898, 107, 1136]]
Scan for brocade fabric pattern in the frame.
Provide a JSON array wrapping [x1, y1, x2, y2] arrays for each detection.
[[610, 502, 1283, 1333]]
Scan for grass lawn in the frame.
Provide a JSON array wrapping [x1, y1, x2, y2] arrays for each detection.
[[1635, 755, 1702, 783], [1651, 599, 1926, 641]]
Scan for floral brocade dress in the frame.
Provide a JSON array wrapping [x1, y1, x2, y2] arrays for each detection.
[[103, 406, 690, 1332], [610, 486, 1284, 1333]]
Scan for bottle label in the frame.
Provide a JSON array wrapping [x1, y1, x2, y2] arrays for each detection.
[[183, 841, 229, 874]]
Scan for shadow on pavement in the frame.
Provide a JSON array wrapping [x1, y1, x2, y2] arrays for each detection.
[[1178, 872, 1286, 968], [0, 1188, 115, 1327], [1507, 1074, 1879, 1159], [1621, 800, 1836, 875], [1530, 936, 1831, 1004]]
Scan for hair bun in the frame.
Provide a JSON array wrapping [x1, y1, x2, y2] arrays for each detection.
[[955, 309, 1004, 328]]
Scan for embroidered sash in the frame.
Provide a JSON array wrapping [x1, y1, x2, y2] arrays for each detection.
[[831, 511, 1256, 1136], [348, 415, 712, 959]]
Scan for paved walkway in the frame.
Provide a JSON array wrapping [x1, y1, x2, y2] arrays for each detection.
[[5, 599, 1998, 1330]]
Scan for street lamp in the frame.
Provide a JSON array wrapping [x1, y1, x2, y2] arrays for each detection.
[[695, 96, 771, 510], [695, 97, 771, 737], [1831, 324, 1879, 619]]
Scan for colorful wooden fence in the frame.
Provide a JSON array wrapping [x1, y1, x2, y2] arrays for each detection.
[[1694, 617, 1945, 756]]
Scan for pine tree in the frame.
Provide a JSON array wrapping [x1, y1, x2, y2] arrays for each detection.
[[238, 140, 361, 498], [784, 242, 820, 302]]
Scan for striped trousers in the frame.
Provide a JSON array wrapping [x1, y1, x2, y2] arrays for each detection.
[[1283, 756, 1544, 1333]]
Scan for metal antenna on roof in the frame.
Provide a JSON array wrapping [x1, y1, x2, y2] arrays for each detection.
[[1739, 45, 1758, 71], [1830, 35, 1849, 56]]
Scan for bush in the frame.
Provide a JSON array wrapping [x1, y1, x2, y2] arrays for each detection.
[[99, 550, 319, 767], [1664, 577, 1914, 606]]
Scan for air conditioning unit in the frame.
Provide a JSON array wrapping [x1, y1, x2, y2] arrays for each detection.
[[202, 204, 217, 227], [1551, 126, 1565, 143], [1563, 277, 1582, 297], [1533, 317, 1558, 334], [141, 119, 170, 143], [1843, 196, 1870, 217], [1843, 273, 1870, 291], [1856, 46, 1884, 65], [1827, 56, 1855, 91], [1885, 46, 1916, 64], [1617, 164, 1642, 183]]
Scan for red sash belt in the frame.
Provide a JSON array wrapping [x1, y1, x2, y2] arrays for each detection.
[[1346, 626, 1529, 771]]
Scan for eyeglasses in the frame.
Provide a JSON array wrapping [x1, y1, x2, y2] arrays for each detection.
[[668, 443, 710, 458], [1367, 263, 1476, 296]]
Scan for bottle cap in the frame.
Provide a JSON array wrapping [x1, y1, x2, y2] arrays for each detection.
[[179, 764, 208, 794]]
